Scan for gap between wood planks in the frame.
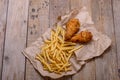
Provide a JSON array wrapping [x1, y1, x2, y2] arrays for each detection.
[[0, 0, 9, 79], [111, 0, 120, 79]]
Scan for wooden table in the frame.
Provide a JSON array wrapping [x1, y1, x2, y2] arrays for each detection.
[[0, 0, 120, 80]]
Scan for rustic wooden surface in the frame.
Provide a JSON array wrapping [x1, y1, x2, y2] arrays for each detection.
[[0, 0, 120, 80]]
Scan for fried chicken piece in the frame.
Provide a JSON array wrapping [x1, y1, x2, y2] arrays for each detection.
[[70, 30, 93, 43], [65, 18, 80, 40]]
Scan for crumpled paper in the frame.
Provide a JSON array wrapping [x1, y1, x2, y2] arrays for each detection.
[[22, 7, 111, 79]]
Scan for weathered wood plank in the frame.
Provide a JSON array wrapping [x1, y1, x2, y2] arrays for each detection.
[[49, 0, 70, 28], [112, 0, 120, 78], [71, 0, 96, 80], [49, 0, 71, 80], [0, 0, 8, 79], [91, 0, 119, 80], [25, 0, 49, 80], [2, 0, 29, 80]]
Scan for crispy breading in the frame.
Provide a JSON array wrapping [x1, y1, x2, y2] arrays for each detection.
[[65, 18, 80, 40], [70, 30, 93, 43]]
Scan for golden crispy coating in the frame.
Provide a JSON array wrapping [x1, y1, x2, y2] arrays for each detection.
[[65, 18, 80, 40], [70, 30, 93, 43]]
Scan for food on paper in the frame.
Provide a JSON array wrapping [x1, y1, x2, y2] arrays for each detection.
[[23, 7, 112, 79], [65, 18, 80, 40], [35, 26, 83, 74], [71, 30, 93, 43]]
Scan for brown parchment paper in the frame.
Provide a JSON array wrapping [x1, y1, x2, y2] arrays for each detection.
[[22, 7, 111, 79]]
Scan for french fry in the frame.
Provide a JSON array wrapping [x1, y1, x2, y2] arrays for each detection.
[[46, 50, 55, 63], [61, 46, 75, 50], [64, 41, 76, 45], [43, 51, 47, 61], [62, 43, 76, 46], [69, 45, 83, 53], [67, 52, 74, 61], [62, 51, 68, 62], [58, 63, 68, 72], [58, 36, 64, 43], [35, 56, 52, 72], [60, 53, 65, 63], [44, 40, 51, 43]]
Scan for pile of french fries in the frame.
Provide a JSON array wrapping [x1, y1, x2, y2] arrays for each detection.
[[35, 26, 83, 74]]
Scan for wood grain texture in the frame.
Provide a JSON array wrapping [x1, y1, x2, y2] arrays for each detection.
[[0, 0, 119, 80], [0, 0, 8, 79], [49, 0, 70, 28], [112, 0, 120, 78], [91, 0, 119, 80], [49, 0, 71, 80], [71, 0, 96, 80], [1, 0, 29, 80], [25, 0, 49, 80]]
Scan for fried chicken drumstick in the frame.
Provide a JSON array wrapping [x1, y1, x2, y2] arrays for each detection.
[[70, 30, 93, 43], [65, 18, 80, 40]]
